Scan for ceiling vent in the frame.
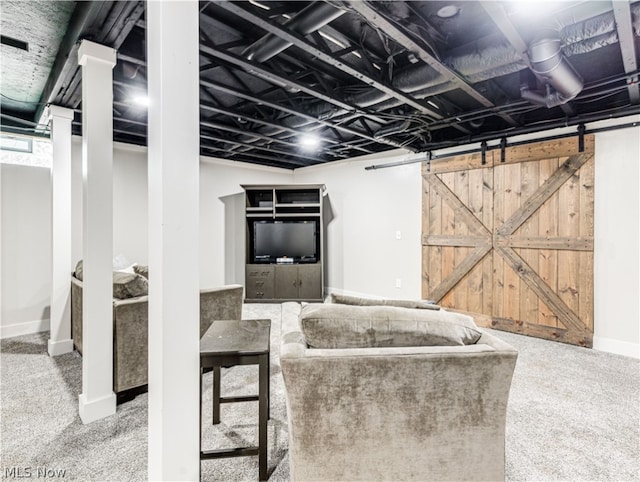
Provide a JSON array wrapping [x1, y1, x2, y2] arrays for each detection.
[[521, 35, 583, 108], [0, 35, 29, 51]]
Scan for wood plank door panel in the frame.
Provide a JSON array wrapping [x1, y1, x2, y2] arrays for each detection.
[[422, 136, 594, 347], [422, 152, 493, 316]]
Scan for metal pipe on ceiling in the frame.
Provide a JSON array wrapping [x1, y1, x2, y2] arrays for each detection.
[[241, 2, 346, 63], [247, 2, 625, 138], [521, 35, 583, 108], [365, 107, 640, 170]]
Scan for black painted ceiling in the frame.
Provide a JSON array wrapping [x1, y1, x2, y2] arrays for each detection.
[[1, 1, 639, 169]]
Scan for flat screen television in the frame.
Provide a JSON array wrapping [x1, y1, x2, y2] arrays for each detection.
[[253, 220, 317, 262]]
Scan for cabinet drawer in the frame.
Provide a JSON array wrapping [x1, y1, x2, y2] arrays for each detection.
[[247, 265, 274, 279], [246, 265, 274, 299]]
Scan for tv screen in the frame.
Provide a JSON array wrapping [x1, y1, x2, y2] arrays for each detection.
[[254, 221, 317, 260]]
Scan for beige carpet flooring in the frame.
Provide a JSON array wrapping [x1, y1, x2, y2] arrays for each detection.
[[1, 303, 638, 481]]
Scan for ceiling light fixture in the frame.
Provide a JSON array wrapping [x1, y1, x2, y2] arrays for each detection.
[[507, 2, 564, 20], [299, 134, 321, 150], [436, 5, 460, 19], [132, 95, 149, 107]]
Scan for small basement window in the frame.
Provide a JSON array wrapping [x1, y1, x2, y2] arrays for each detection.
[[0, 135, 52, 168]]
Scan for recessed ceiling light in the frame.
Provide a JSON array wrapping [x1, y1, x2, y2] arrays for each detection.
[[436, 5, 460, 19], [299, 134, 321, 150], [132, 95, 149, 107]]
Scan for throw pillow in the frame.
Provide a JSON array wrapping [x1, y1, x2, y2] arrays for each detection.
[[133, 264, 149, 279], [74, 260, 83, 281], [299, 303, 481, 349], [329, 293, 440, 310], [112, 272, 149, 299]]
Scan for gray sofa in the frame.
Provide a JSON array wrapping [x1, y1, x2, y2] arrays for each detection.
[[71, 275, 243, 394], [280, 300, 518, 482]]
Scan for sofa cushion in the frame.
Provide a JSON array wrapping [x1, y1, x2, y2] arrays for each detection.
[[300, 303, 481, 349], [329, 293, 440, 310], [133, 264, 149, 279], [112, 272, 149, 299]]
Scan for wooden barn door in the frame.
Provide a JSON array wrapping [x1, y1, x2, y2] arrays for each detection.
[[422, 136, 594, 347]]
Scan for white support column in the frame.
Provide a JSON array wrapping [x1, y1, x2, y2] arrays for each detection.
[[48, 105, 75, 357], [147, 1, 200, 480], [77, 40, 117, 424]]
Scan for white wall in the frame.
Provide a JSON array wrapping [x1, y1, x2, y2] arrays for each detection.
[[593, 127, 640, 358], [69, 138, 150, 267], [294, 151, 423, 299], [199, 158, 291, 288], [1, 163, 52, 337], [2, 119, 638, 358], [1, 140, 291, 338]]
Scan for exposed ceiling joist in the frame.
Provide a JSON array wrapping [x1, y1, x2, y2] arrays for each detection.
[[200, 145, 307, 168], [200, 131, 326, 164], [4, 0, 640, 170], [213, 1, 441, 120], [200, 78, 412, 151], [345, 0, 519, 127], [611, 1, 640, 104], [200, 101, 369, 152], [34, 1, 104, 125]]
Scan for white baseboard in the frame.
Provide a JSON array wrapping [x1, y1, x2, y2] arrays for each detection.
[[79, 392, 117, 424], [48, 338, 74, 356], [1, 318, 50, 340], [593, 336, 640, 359]]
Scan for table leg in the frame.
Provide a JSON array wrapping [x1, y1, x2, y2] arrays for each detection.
[[212, 365, 221, 425], [258, 354, 268, 481]]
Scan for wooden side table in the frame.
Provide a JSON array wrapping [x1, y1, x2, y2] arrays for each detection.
[[200, 319, 271, 481]]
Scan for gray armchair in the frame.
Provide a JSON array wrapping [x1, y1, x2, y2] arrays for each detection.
[[280, 301, 518, 481], [71, 276, 243, 393]]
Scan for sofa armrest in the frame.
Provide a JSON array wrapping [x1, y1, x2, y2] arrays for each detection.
[[113, 296, 149, 392], [199, 284, 243, 337], [70, 277, 83, 354]]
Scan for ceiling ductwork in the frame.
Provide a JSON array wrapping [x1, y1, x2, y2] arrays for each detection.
[[256, 17, 609, 139], [520, 35, 583, 108], [242, 3, 345, 62], [254, 5, 624, 139]]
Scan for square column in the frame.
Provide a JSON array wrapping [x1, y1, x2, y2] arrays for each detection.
[[147, 1, 201, 480], [77, 40, 117, 424], [48, 105, 75, 356]]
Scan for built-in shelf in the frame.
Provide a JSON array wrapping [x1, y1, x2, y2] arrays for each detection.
[[242, 184, 325, 303]]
